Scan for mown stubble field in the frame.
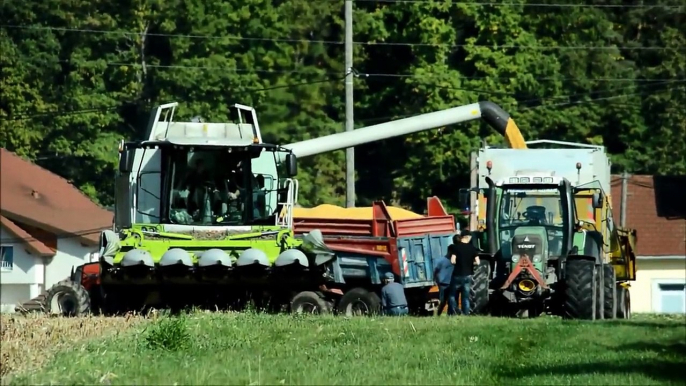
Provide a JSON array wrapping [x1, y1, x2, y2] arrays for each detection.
[[1, 312, 684, 385]]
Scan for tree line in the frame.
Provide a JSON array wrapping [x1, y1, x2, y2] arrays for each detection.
[[1, 0, 684, 212]]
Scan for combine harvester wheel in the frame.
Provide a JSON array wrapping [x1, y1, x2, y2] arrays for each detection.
[[43, 279, 91, 317]]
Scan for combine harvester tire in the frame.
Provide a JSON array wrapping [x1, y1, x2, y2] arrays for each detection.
[[470, 260, 490, 315], [603, 265, 617, 319], [563, 259, 598, 320], [43, 279, 91, 317], [290, 291, 332, 315], [336, 288, 381, 316]]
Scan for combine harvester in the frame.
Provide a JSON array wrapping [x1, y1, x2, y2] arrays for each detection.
[[43, 100, 529, 316], [460, 140, 637, 319]]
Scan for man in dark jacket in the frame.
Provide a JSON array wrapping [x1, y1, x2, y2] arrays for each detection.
[[447, 230, 481, 315], [433, 251, 454, 316]]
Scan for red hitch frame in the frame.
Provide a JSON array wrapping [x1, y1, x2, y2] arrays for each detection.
[[500, 254, 548, 290]]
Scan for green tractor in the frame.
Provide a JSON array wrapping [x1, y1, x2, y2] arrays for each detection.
[[481, 174, 615, 319]]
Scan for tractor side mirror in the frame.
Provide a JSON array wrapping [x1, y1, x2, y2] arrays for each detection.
[[118, 148, 135, 173], [285, 153, 297, 177], [592, 191, 603, 209]]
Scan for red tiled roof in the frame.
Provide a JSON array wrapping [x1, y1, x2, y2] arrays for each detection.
[[610, 174, 686, 256], [0, 215, 54, 256], [0, 149, 113, 245]]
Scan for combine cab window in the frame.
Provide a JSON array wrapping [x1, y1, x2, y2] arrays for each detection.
[[167, 148, 261, 226]]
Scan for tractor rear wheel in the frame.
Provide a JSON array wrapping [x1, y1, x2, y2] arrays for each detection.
[[616, 286, 631, 319], [603, 265, 617, 319], [470, 260, 490, 315], [563, 259, 598, 320], [43, 279, 91, 317], [336, 288, 381, 316], [290, 291, 332, 315]]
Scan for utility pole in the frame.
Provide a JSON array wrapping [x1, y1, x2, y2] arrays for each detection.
[[620, 171, 629, 227], [344, 0, 355, 207]]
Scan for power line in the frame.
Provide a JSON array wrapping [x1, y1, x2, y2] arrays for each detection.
[[3, 25, 681, 50], [3, 76, 346, 121], [31, 58, 686, 82], [349, 0, 684, 8], [352, 81, 681, 124]]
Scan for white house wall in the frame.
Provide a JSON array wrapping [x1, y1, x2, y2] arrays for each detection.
[[630, 258, 686, 313], [45, 237, 96, 290], [0, 225, 43, 312]]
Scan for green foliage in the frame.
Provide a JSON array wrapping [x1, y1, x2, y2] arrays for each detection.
[[142, 315, 190, 351], [1, 0, 684, 210]]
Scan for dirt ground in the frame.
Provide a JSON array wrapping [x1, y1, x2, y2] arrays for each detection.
[[0, 313, 146, 383]]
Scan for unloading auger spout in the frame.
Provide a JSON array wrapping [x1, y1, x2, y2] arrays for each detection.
[[283, 101, 527, 158]]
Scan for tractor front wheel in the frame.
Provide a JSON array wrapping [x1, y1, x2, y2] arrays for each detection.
[[470, 260, 490, 315], [43, 280, 91, 317], [563, 259, 598, 320]]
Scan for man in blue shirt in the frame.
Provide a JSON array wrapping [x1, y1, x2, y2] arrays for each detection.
[[433, 245, 455, 316], [380, 272, 409, 316]]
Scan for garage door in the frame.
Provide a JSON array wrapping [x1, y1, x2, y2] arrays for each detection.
[[653, 280, 686, 314]]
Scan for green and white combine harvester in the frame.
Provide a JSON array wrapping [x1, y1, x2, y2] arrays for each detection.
[[43, 100, 537, 316], [460, 141, 637, 319]]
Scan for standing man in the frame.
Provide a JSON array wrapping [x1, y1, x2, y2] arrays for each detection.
[[381, 272, 409, 316], [447, 230, 481, 316], [433, 250, 454, 316]]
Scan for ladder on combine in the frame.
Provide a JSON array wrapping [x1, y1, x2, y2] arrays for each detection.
[[276, 178, 299, 229]]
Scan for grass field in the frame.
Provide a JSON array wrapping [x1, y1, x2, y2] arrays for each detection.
[[2, 312, 685, 385]]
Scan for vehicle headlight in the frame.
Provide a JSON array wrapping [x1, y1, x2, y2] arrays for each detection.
[[512, 255, 520, 263], [532, 255, 542, 263]]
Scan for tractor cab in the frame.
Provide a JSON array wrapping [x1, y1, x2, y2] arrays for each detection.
[[485, 175, 577, 284]]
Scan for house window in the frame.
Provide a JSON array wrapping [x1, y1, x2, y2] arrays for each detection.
[[652, 279, 686, 314], [1, 246, 13, 271]]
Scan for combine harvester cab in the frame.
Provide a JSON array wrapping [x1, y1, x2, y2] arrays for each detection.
[[44, 103, 336, 316], [463, 140, 636, 320], [292, 197, 458, 316]]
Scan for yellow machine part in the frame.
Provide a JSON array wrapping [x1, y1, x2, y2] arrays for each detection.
[[292, 205, 424, 220]]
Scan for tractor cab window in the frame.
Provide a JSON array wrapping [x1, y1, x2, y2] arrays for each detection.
[[167, 148, 262, 226], [499, 189, 564, 227], [498, 188, 566, 257]]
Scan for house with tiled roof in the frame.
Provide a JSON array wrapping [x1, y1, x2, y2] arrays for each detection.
[[611, 174, 686, 314], [0, 149, 113, 313]]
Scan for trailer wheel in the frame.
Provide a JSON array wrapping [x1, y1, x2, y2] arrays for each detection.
[[336, 288, 381, 316], [603, 265, 617, 319], [43, 280, 91, 317], [290, 291, 331, 315], [616, 286, 631, 319], [470, 260, 490, 315], [563, 259, 597, 320]]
